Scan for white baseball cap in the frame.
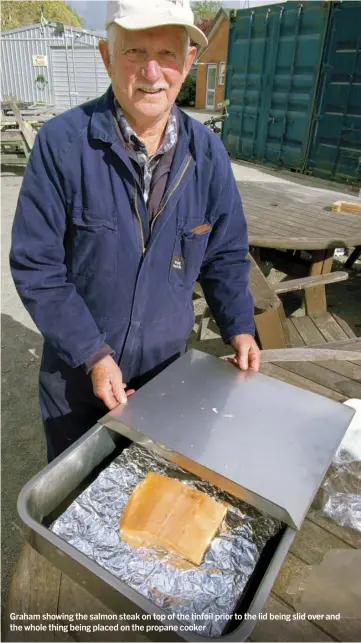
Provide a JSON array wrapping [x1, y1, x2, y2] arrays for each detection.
[[105, 0, 208, 48]]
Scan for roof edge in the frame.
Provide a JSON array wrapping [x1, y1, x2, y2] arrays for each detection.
[[197, 9, 229, 61], [1, 22, 106, 38]]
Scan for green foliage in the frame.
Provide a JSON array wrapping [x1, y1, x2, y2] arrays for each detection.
[[191, 1, 221, 23], [176, 75, 196, 107], [1, 1, 84, 31]]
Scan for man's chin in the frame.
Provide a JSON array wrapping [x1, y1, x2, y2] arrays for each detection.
[[133, 99, 170, 119]]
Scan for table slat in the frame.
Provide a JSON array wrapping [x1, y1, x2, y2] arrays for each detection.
[[249, 595, 333, 642], [239, 182, 361, 249], [272, 551, 361, 642], [246, 205, 361, 234], [309, 313, 353, 342], [259, 363, 345, 401], [274, 361, 356, 395], [291, 317, 327, 345], [4, 544, 61, 642]]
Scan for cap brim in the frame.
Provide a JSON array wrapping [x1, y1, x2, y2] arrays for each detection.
[[112, 16, 208, 48]]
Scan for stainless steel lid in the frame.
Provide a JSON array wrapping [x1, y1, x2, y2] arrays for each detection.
[[102, 350, 355, 529]]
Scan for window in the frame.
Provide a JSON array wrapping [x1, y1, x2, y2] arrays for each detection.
[[219, 62, 226, 85]]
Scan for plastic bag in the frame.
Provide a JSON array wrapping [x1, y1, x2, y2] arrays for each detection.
[[315, 399, 361, 532]]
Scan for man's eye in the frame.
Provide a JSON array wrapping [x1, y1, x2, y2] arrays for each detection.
[[124, 48, 146, 62], [161, 50, 176, 59]]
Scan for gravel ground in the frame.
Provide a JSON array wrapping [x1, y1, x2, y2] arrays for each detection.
[[1, 168, 47, 615], [1, 160, 360, 612]]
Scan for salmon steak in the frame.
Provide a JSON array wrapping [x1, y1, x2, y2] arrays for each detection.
[[120, 472, 227, 565]]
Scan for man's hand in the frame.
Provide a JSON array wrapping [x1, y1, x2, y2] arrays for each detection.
[[229, 334, 260, 372], [90, 355, 132, 410]]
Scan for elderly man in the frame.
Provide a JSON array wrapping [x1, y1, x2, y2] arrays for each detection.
[[10, 0, 259, 461]]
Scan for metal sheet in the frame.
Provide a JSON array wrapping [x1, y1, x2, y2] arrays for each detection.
[[306, 1, 361, 185], [222, 1, 330, 170], [103, 350, 355, 530]]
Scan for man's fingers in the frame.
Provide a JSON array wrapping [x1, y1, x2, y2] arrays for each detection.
[[249, 349, 260, 372], [237, 344, 250, 371], [90, 356, 128, 408], [229, 335, 260, 372], [95, 385, 119, 410], [112, 376, 128, 404]]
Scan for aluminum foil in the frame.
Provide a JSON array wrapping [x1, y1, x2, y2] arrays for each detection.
[[51, 444, 281, 637], [319, 443, 361, 532], [313, 401, 361, 533]]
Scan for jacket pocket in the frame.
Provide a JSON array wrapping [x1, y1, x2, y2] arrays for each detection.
[[169, 220, 212, 287], [68, 208, 117, 278]]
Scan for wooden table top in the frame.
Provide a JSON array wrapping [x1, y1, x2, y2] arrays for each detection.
[[239, 182, 361, 250]]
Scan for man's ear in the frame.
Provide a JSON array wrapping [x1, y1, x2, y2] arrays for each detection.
[[182, 46, 197, 81], [99, 40, 111, 77]]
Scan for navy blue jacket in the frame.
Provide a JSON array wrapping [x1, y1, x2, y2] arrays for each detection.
[[10, 88, 254, 428]]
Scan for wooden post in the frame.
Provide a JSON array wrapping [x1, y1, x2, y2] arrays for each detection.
[[10, 101, 35, 152], [255, 307, 290, 349], [304, 249, 334, 316], [345, 247, 361, 269]]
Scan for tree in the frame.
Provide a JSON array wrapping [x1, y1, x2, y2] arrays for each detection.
[[196, 18, 214, 35], [191, 1, 221, 24], [1, 1, 84, 32]]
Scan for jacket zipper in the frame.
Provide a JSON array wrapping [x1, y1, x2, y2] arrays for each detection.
[[133, 179, 146, 256], [150, 156, 192, 234], [133, 154, 192, 255]]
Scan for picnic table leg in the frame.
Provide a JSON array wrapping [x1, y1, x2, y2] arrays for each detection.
[[345, 246, 361, 269], [255, 306, 290, 349], [304, 249, 334, 316]]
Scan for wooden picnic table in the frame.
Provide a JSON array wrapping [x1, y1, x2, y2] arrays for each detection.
[[1, 115, 57, 127], [1, 104, 60, 120], [4, 343, 361, 642], [240, 181, 361, 316], [1, 101, 41, 166]]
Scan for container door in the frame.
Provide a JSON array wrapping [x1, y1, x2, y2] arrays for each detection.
[[73, 47, 110, 104], [50, 46, 77, 109], [222, 1, 330, 171], [306, 1, 361, 185], [206, 64, 217, 110], [50, 46, 110, 109]]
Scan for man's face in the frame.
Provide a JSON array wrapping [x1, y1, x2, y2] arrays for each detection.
[[99, 25, 196, 123]]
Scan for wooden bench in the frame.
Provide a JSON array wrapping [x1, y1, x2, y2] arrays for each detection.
[[1, 130, 31, 165], [196, 256, 350, 350], [1, 101, 35, 166]]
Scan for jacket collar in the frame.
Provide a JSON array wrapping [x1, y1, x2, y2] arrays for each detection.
[[89, 87, 195, 192], [89, 86, 193, 154], [89, 85, 117, 144]]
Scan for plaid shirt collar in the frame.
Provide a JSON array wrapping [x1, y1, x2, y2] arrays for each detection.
[[113, 97, 177, 160]]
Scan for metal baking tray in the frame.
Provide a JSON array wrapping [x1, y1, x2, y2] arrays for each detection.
[[17, 350, 354, 640], [18, 422, 295, 642]]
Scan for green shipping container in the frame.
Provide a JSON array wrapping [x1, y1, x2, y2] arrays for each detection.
[[222, 1, 361, 185], [306, 1, 361, 185]]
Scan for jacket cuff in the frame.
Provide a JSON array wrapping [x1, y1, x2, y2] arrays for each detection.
[[83, 344, 114, 374], [221, 323, 256, 344]]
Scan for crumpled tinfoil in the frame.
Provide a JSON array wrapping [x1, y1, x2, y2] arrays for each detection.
[[51, 444, 281, 637], [318, 445, 361, 533]]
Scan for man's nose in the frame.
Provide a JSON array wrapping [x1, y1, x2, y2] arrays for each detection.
[[141, 59, 162, 82]]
